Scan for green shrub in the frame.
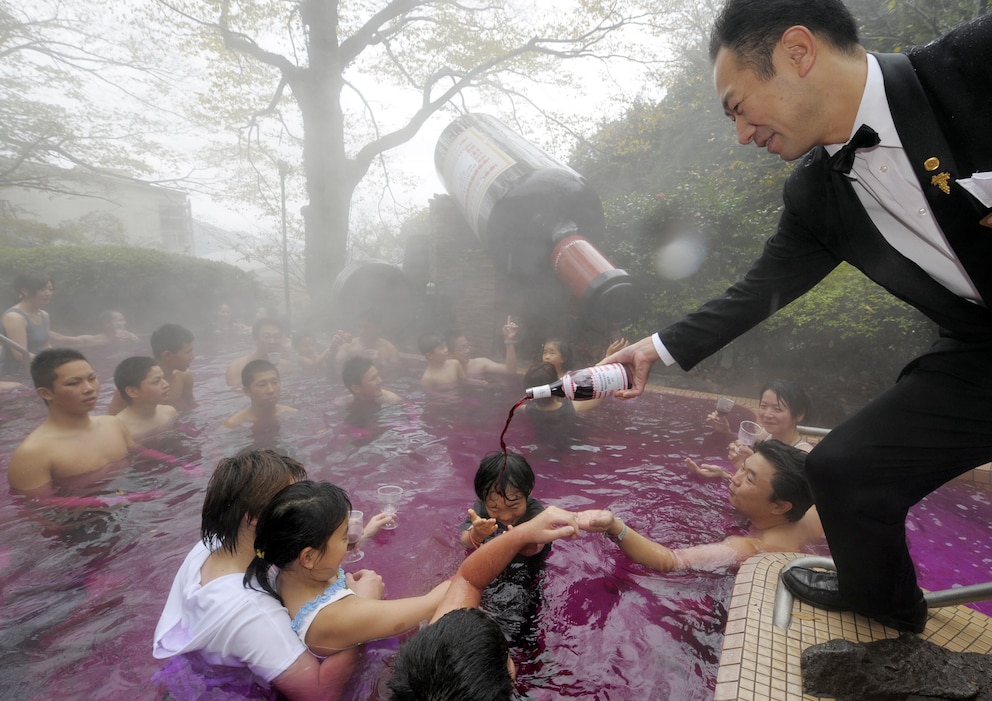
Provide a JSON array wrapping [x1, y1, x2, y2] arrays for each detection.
[[0, 245, 265, 335]]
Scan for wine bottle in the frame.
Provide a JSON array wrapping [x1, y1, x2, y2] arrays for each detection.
[[525, 363, 632, 401], [434, 113, 637, 322]]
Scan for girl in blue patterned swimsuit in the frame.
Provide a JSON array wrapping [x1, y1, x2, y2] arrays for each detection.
[[245, 481, 450, 663]]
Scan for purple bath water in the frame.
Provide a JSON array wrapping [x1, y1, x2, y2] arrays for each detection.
[[1, 340, 990, 700]]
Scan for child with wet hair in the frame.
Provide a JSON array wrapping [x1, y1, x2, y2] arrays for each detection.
[[460, 451, 547, 558], [245, 480, 449, 661], [539, 337, 572, 379], [539, 336, 627, 380]]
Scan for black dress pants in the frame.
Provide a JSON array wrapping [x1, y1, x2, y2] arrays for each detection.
[[805, 337, 992, 618]]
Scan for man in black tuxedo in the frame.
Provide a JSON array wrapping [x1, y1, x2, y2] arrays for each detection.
[[604, 0, 992, 634]]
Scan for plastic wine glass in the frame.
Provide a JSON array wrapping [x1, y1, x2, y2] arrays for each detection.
[[715, 397, 735, 415], [343, 510, 365, 563], [738, 420, 763, 447], [376, 485, 403, 530]]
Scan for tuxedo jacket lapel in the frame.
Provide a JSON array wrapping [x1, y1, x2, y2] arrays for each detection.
[[875, 52, 992, 305]]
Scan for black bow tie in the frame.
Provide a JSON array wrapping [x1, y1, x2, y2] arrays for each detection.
[[827, 124, 880, 174]]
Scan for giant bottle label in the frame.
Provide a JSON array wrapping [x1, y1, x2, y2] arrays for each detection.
[[435, 113, 637, 322], [435, 113, 599, 268], [438, 126, 516, 241]]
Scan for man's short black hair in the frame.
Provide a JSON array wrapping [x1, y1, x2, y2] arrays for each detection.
[[241, 358, 278, 388], [342, 355, 373, 393], [113, 356, 157, 405], [709, 0, 860, 79], [31, 348, 87, 391], [150, 323, 194, 358], [754, 439, 814, 522]]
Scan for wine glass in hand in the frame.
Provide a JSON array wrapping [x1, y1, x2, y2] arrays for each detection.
[[376, 485, 403, 530], [343, 510, 365, 563], [738, 420, 763, 447]]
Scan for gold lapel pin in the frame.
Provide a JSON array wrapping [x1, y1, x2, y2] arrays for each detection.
[[924, 157, 940, 172], [931, 172, 952, 195]]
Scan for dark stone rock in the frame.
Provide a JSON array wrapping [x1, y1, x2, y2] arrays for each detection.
[[801, 635, 992, 701]]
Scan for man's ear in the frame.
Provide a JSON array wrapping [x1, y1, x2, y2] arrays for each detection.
[[125, 385, 141, 401], [36, 386, 53, 403], [771, 499, 793, 517], [780, 25, 817, 78]]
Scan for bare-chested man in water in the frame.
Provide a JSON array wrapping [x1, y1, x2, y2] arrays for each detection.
[[223, 359, 297, 428], [579, 440, 824, 571], [8, 348, 134, 498]]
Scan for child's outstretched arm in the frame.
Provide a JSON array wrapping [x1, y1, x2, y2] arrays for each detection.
[[362, 512, 395, 538], [304, 579, 451, 652], [434, 505, 579, 622], [460, 508, 497, 549]]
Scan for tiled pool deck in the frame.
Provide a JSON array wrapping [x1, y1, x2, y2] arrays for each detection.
[[714, 552, 992, 701], [650, 386, 992, 700]]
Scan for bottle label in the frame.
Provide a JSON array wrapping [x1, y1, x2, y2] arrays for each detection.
[[440, 127, 516, 236], [565, 364, 629, 399], [525, 384, 550, 399]]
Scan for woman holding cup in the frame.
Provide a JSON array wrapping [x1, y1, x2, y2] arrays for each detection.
[[692, 379, 814, 477]]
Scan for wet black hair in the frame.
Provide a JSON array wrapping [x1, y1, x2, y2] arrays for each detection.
[[13, 270, 52, 299], [241, 358, 278, 389], [150, 323, 194, 358], [387, 607, 513, 701], [759, 379, 811, 424], [475, 451, 535, 502], [443, 329, 467, 349], [245, 480, 351, 603], [754, 439, 813, 522], [418, 332, 445, 356], [523, 362, 558, 389], [342, 355, 374, 392], [30, 347, 87, 391], [542, 338, 572, 370], [113, 356, 157, 405], [200, 449, 308, 554], [709, 0, 860, 79]]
